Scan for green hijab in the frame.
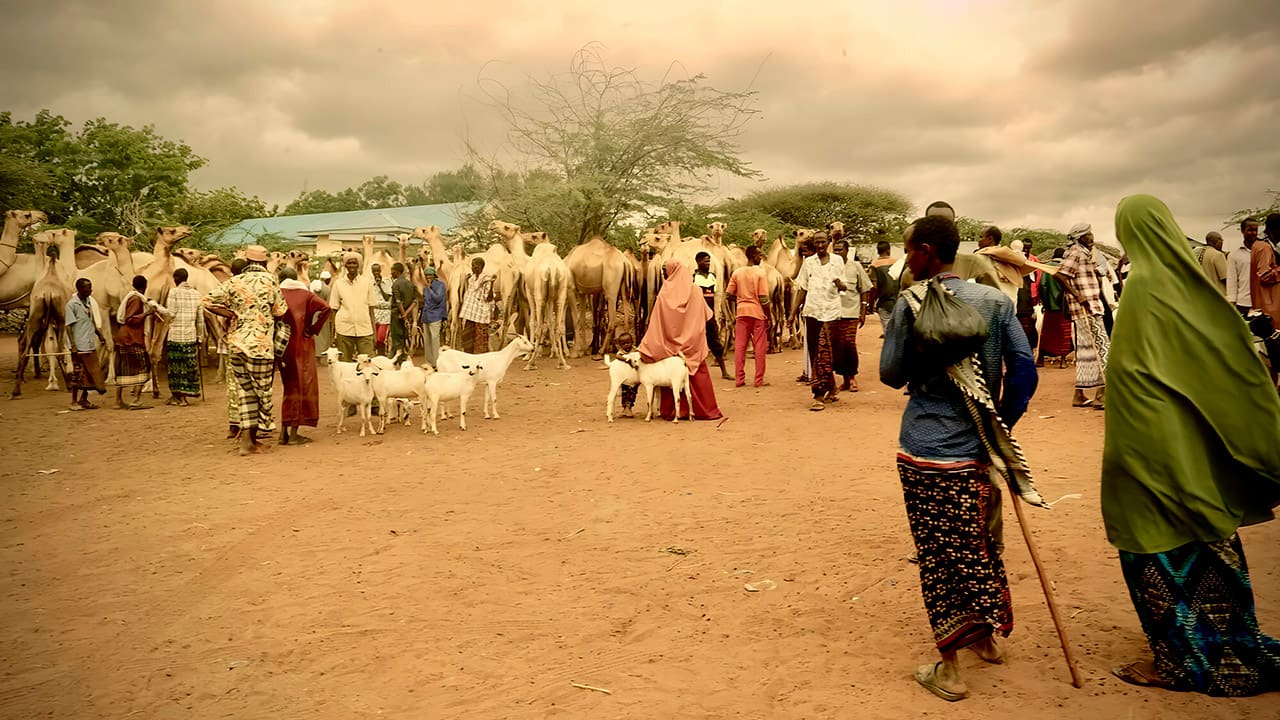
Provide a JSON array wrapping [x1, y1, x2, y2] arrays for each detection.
[[1102, 195, 1280, 554]]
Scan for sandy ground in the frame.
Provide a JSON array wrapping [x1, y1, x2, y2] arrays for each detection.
[[1, 322, 1278, 720]]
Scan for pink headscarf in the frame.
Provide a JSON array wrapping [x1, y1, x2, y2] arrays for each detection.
[[639, 260, 711, 374]]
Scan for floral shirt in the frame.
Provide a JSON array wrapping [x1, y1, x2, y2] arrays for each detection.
[[204, 267, 287, 359]]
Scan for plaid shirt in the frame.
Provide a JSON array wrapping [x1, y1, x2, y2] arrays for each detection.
[[459, 273, 494, 324], [164, 283, 203, 344], [1057, 243, 1105, 318]]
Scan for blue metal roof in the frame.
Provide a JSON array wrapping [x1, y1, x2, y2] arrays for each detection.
[[209, 202, 481, 245]]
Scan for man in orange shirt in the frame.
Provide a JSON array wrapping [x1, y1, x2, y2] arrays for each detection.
[[1251, 216, 1280, 332], [726, 245, 771, 387]]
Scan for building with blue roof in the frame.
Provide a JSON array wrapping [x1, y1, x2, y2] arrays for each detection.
[[210, 202, 482, 255]]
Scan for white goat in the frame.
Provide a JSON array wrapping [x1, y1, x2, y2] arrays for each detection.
[[619, 351, 694, 423], [370, 360, 432, 434], [423, 364, 483, 435], [333, 356, 381, 436], [602, 354, 641, 422], [435, 335, 535, 419]]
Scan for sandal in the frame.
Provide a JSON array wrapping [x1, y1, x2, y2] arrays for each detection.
[[809, 401, 826, 412], [914, 662, 969, 702], [1111, 661, 1170, 689], [1072, 399, 1096, 408]]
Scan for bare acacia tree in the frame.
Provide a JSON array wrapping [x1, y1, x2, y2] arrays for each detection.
[[467, 45, 762, 248]]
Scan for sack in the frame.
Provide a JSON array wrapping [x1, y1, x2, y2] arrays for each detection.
[[272, 318, 293, 359], [872, 264, 900, 309], [912, 276, 988, 365]]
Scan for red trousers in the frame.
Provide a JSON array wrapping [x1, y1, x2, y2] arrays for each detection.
[[734, 315, 767, 386]]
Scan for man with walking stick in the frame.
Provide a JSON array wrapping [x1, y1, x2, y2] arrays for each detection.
[[881, 215, 1077, 701]]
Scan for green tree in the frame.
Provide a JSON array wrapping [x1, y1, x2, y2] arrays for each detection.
[[170, 187, 271, 252], [421, 165, 484, 204], [69, 118, 206, 234], [724, 183, 912, 244], [1229, 190, 1280, 228], [468, 45, 761, 248], [281, 188, 365, 215], [0, 111, 80, 220]]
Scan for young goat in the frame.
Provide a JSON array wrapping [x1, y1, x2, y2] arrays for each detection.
[[423, 364, 483, 435], [370, 359, 432, 434], [602, 354, 641, 422], [435, 335, 535, 419], [618, 351, 693, 423], [334, 356, 381, 436]]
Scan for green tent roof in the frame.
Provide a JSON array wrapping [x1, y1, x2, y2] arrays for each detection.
[[209, 202, 481, 246]]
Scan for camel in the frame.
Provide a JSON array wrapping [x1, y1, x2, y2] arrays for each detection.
[[284, 250, 312, 284], [564, 235, 630, 358], [0, 210, 51, 311], [522, 240, 571, 370], [0, 209, 47, 278], [750, 228, 769, 247], [75, 244, 112, 269], [13, 228, 78, 397]]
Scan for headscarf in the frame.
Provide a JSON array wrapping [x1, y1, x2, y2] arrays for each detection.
[[639, 260, 711, 374], [1102, 194, 1280, 554], [1067, 223, 1091, 242], [342, 251, 360, 265]]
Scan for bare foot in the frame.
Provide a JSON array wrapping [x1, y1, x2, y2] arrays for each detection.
[[971, 637, 1005, 664]]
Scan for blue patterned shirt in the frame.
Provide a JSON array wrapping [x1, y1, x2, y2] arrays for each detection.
[[880, 275, 1038, 461]]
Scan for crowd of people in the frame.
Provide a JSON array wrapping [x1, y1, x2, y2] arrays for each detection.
[[55, 201, 1280, 703]]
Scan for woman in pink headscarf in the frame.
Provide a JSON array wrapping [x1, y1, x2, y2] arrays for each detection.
[[639, 260, 725, 420]]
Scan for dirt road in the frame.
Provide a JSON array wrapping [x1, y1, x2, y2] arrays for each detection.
[[1, 327, 1277, 719]]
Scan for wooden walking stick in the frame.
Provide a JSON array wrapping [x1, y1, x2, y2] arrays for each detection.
[[1008, 488, 1084, 688]]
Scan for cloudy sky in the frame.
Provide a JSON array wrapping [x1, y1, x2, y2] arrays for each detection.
[[2, 0, 1276, 247]]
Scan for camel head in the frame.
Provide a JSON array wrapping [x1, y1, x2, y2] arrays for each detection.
[[751, 228, 768, 246], [6, 209, 48, 230], [488, 220, 520, 241], [153, 225, 193, 255], [416, 246, 434, 269], [827, 221, 845, 240], [707, 221, 726, 241], [285, 249, 310, 268], [411, 225, 442, 243], [526, 231, 549, 245], [638, 231, 672, 257], [267, 251, 286, 273], [95, 232, 132, 257], [172, 247, 205, 266]]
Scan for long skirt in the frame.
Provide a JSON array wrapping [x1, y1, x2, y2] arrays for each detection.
[[1039, 310, 1073, 358], [166, 341, 201, 397], [658, 361, 724, 420], [1016, 312, 1039, 352], [69, 351, 107, 394], [114, 344, 151, 387], [1073, 314, 1109, 389], [898, 453, 1013, 653], [1119, 534, 1280, 696], [461, 319, 490, 354], [805, 317, 835, 399], [830, 317, 859, 378], [229, 352, 275, 431]]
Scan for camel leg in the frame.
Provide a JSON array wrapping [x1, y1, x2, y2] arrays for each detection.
[[12, 323, 34, 398], [524, 297, 541, 371]]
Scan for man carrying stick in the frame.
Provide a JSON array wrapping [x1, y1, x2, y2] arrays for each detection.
[[880, 216, 1045, 701]]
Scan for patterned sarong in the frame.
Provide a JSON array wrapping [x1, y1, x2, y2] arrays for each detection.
[[229, 352, 275, 431], [805, 317, 834, 399], [114, 344, 150, 387], [69, 351, 107, 394], [1073, 314, 1109, 389], [898, 453, 1013, 653], [166, 341, 201, 397], [830, 317, 859, 378], [1120, 533, 1280, 696]]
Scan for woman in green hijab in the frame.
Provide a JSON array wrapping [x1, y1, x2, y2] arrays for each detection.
[[1105, 194, 1280, 696]]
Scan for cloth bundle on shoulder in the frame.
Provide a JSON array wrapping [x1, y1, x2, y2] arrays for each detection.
[[912, 276, 989, 366]]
